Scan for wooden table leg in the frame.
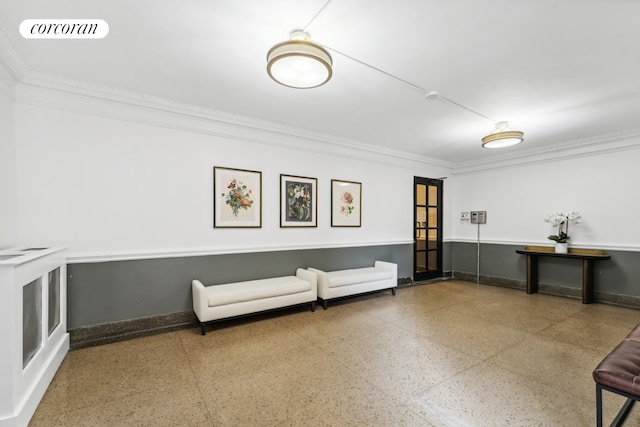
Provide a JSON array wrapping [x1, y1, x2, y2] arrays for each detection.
[[583, 259, 594, 304], [526, 255, 538, 294]]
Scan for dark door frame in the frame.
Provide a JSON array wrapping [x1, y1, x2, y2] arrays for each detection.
[[413, 177, 443, 282]]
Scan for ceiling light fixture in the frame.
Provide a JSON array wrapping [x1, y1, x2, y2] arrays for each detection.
[[266, 30, 332, 89], [481, 121, 524, 148]]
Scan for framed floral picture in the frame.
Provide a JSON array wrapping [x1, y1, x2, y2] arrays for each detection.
[[280, 174, 317, 227], [331, 179, 362, 227], [213, 167, 262, 228]]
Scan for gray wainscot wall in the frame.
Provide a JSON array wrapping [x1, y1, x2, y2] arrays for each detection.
[[68, 244, 413, 348], [451, 242, 640, 306], [67, 241, 640, 349]]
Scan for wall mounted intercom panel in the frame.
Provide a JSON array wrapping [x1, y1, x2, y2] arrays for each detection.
[[470, 211, 487, 224]]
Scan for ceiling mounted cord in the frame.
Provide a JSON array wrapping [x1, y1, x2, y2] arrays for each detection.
[[284, 0, 496, 123], [323, 46, 523, 147], [275, 0, 523, 147], [303, 0, 334, 32], [324, 46, 497, 123], [323, 45, 426, 92], [438, 96, 496, 123]]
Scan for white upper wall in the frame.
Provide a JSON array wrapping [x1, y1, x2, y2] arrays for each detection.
[[450, 144, 640, 250], [0, 62, 17, 249], [12, 67, 639, 259], [13, 84, 451, 260]]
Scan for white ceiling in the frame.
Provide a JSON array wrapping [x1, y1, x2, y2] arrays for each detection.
[[2, 0, 640, 166]]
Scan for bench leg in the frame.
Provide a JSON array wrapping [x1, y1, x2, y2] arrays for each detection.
[[310, 301, 316, 312], [596, 384, 603, 427], [612, 398, 635, 427], [596, 383, 637, 427], [201, 322, 207, 336]]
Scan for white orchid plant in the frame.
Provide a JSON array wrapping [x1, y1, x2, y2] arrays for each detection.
[[544, 211, 581, 243]]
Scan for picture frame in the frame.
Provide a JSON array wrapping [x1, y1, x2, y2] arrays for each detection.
[[331, 179, 362, 227], [213, 166, 262, 228], [280, 174, 318, 227]]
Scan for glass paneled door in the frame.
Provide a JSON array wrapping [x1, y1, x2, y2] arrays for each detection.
[[414, 177, 443, 281]]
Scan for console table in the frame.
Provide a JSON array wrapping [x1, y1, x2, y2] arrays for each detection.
[[515, 246, 610, 304]]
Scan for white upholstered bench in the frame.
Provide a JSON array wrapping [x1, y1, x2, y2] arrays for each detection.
[[308, 260, 397, 309], [192, 268, 317, 335]]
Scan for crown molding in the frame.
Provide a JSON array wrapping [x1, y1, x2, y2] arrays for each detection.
[[452, 128, 640, 175], [22, 79, 453, 176], [0, 26, 31, 82], [17, 70, 454, 171], [0, 27, 26, 98], [21, 65, 640, 175]]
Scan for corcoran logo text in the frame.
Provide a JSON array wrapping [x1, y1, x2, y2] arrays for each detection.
[[20, 19, 109, 39]]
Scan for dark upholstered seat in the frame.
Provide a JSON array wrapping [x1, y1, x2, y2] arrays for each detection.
[[593, 339, 640, 396], [593, 324, 640, 427], [626, 326, 640, 342]]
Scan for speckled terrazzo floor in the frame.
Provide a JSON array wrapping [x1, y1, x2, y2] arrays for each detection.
[[29, 280, 640, 426]]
